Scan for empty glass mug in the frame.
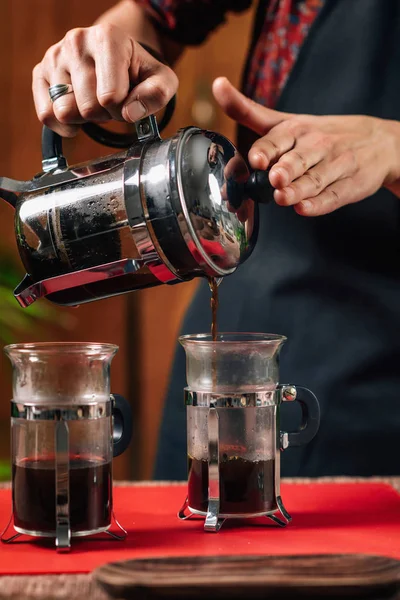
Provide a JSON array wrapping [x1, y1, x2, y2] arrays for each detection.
[[1, 342, 132, 551], [178, 333, 320, 532]]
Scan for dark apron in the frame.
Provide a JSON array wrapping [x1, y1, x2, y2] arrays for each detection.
[[155, 0, 400, 479]]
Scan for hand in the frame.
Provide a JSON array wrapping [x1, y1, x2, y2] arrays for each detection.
[[33, 23, 178, 137], [213, 77, 400, 216]]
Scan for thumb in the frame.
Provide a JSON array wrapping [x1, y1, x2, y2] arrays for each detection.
[[122, 43, 178, 123], [212, 77, 291, 135]]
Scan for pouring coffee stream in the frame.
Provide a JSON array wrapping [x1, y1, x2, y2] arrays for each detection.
[[208, 276, 219, 392], [0, 96, 274, 308], [208, 277, 219, 342]]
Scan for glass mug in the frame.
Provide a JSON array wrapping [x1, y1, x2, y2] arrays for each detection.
[[1, 342, 132, 551], [178, 333, 320, 532]]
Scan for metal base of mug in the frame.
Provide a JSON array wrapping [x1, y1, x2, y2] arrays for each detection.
[[0, 511, 127, 551], [13, 524, 112, 538], [178, 495, 292, 532]]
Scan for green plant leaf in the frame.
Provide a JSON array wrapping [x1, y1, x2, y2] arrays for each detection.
[[0, 461, 11, 481], [0, 249, 73, 344]]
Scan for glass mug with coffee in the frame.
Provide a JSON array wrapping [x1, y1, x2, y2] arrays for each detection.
[[1, 343, 132, 551], [178, 333, 320, 532]]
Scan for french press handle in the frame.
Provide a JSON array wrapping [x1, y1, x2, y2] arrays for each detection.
[[112, 394, 133, 458], [226, 166, 276, 207], [41, 107, 173, 173], [81, 96, 176, 147], [245, 169, 275, 204]]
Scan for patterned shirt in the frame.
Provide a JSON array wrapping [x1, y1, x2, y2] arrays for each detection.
[[136, 0, 324, 108]]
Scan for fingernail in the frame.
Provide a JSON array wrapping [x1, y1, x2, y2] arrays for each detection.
[[256, 151, 267, 162], [251, 152, 268, 170], [273, 190, 285, 206], [124, 100, 147, 123], [271, 167, 289, 186], [283, 186, 294, 200], [271, 166, 285, 175], [62, 126, 80, 138], [299, 200, 312, 211]]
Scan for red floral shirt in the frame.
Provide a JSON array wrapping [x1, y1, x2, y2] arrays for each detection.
[[137, 0, 324, 108]]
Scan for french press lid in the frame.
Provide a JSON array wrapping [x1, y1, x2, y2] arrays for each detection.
[[132, 120, 260, 280]]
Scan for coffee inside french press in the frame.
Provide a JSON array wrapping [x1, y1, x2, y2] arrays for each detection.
[[13, 457, 111, 534], [188, 453, 276, 515]]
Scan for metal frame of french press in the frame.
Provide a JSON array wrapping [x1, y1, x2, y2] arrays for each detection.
[[179, 384, 318, 532], [1, 401, 127, 552]]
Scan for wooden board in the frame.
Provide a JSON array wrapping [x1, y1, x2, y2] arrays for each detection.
[[94, 554, 400, 599]]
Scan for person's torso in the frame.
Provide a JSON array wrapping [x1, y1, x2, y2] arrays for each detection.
[[155, 0, 400, 479], [187, 0, 400, 477]]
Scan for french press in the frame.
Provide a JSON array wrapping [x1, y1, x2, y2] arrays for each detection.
[[178, 333, 320, 532], [0, 98, 272, 308], [1, 342, 132, 551]]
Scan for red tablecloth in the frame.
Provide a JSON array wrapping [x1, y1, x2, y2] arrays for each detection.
[[0, 482, 399, 575]]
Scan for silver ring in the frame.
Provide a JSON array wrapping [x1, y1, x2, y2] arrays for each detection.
[[48, 83, 74, 103]]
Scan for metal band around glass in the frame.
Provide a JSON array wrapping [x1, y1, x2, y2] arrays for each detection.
[[11, 401, 111, 421], [184, 389, 278, 408]]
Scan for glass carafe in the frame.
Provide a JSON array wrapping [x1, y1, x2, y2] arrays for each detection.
[[1, 342, 132, 551], [178, 333, 320, 532]]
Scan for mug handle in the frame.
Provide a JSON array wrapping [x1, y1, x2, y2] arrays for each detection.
[[111, 394, 133, 458], [278, 384, 320, 449]]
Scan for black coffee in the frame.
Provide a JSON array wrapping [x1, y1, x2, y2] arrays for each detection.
[[188, 455, 276, 515], [12, 457, 112, 534]]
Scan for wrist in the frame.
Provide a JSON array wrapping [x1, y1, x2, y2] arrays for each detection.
[[381, 118, 400, 196], [94, 0, 163, 53]]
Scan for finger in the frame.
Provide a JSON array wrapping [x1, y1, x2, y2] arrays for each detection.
[[48, 70, 88, 125], [60, 27, 111, 123], [294, 178, 358, 217], [70, 65, 111, 123], [40, 40, 85, 130], [269, 133, 331, 188], [274, 152, 356, 207], [32, 64, 78, 137], [90, 23, 131, 121], [212, 76, 292, 136], [122, 43, 178, 123], [247, 120, 307, 170]]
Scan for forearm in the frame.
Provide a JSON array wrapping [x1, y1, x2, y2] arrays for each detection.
[[94, 0, 184, 64]]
